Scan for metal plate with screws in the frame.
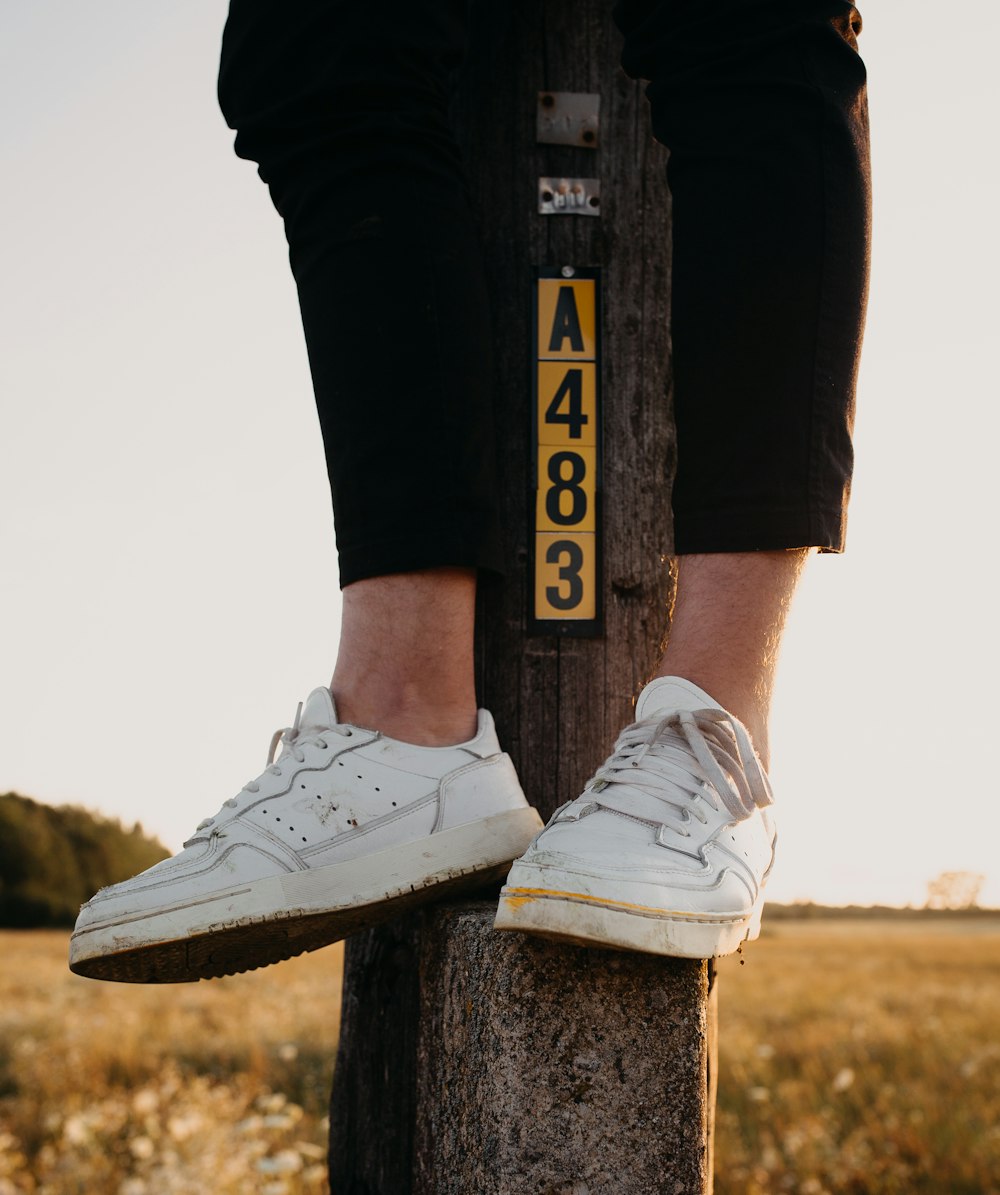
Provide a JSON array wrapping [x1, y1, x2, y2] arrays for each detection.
[[538, 178, 601, 217], [537, 92, 600, 148]]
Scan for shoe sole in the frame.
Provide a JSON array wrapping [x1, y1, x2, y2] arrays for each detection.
[[494, 867, 764, 959], [69, 807, 542, 983]]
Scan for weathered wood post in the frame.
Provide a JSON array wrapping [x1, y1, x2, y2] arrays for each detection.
[[330, 1, 718, 1191]]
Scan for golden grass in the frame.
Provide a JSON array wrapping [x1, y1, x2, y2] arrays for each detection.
[[0, 918, 997, 1193], [0, 934, 342, 1193], [715, 917, 1000, 1194]]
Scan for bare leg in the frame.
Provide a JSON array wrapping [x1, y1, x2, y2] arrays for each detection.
[[330, 567, 478, 746], [495, 548, 808, 952], [652, 550, 811, 768]]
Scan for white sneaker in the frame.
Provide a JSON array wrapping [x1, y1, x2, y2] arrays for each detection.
[[69, 687, 542, 983], [494, 677, 776, 958]]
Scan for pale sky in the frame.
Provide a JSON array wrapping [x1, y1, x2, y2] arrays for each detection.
[[2, 2, 998, 908]]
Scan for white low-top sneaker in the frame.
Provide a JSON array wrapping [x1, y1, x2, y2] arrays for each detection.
[[494, 677, 777, 959], [70, 687, 542, 983]]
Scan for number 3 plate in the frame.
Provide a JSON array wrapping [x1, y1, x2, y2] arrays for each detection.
[[531, 266, 602, 635]]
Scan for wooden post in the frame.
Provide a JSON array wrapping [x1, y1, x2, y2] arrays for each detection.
[[413, 906, 713, 1194], [329, 1, 717, 1191]]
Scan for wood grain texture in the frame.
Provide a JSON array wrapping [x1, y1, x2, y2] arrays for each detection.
[[329, 2, 707, 1190], [328, 915, 422, 1195], [459, 0, 676, 817], [414, 904, 711, 1195]]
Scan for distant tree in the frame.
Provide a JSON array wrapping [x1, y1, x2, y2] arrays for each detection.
[[925, 871, 986, 910], [0, 793, 169, 928]]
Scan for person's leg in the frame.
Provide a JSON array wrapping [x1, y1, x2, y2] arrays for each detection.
[[636, 0, 870, 766], [616, 0, 871, 557], [217, 0, 505, 594], [69, 2, 542, 984], [218, 0, 501, 751], [332, 568, 478, 746], [652, 550, 811, 770], [497, 0, 870, 957]]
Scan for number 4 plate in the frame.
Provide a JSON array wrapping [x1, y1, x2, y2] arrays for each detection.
[[530, 266, 602, 636]]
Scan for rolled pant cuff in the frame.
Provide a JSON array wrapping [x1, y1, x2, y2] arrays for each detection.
[[338, 531, 507, 589], [673, 505, 847, 556]]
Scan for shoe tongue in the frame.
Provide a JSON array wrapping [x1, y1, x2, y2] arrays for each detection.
[[298, 686, 339, 733], [634, 676, 722, 721]]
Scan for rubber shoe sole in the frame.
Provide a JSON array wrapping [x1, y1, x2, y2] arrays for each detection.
[[70, 807, 541, 983], [494, 863, 764, 959]]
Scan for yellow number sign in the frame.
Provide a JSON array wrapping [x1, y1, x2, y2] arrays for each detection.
[[532, 268, 601, 633]]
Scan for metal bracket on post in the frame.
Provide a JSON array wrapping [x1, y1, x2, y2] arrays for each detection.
[[538, 177, 601, 216], [537, 91, 601, 147]]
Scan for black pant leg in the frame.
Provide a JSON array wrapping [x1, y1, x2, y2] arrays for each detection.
[[218, 0, 504, 587], [615, 0, 871, 553]]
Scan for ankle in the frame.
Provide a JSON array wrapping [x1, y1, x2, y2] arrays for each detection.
[[331, 566, 478, 746], [332, 684, 478, 746], [649, 550, 809, 772]]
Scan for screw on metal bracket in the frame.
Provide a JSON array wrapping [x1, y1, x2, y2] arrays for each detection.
[[537, 92, 601, 148], [538, 178, 601, 217]]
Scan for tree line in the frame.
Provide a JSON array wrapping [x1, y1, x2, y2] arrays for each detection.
[[0, 792, 169, 927]]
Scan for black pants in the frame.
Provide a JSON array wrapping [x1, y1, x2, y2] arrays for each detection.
[[218, 0, 870, 587]]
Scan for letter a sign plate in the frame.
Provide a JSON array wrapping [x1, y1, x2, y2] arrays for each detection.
[[531, 266, 602, 636]]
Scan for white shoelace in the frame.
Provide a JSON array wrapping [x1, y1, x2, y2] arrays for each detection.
[[585, 707, 773, 836], [191, 702, 355, 838]]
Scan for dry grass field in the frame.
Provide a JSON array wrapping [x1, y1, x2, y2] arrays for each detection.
[[0, 934, 341, 1194], [715, 916, 1000, 1194], [1, 916, 997, 1194]]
